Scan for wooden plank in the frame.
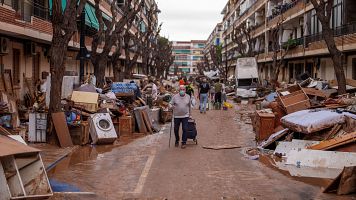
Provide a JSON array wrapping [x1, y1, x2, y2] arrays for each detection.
[[308, 132, 356, 150], [0, 75, 5, 92], [0, 160, 11, 199], [134, 108, 148, 134], [325, 124, 342, 140], [142, 111, 153, 134], [303, 88, 328, 98], [330, 79, 356, 87], [3, 72, 13, 96], [52, 112, 73, 147], [346, 79, 356, 87]]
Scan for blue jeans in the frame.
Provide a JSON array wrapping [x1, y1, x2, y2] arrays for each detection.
[[200, 93, 208, 112], [174, 117, 189, 144]]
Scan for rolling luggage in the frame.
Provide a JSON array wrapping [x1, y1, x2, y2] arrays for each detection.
[[186, 118, 198, 144]]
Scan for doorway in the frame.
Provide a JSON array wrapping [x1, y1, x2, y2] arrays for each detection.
[[33, 53, 40, 84], [13, 49, 20, 86], [353, 58, 356, 80]]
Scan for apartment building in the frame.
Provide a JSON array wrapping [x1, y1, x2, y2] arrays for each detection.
[[204, 23, 223, 66], [170, 40, 206, 77], [218, 0, 356, 82], [0, 0, 158, 100]]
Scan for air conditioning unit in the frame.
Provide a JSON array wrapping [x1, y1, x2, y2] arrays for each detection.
[[0, 37, 10, 54], [25, 41, 36, 56], [117, 0, 125, 7]]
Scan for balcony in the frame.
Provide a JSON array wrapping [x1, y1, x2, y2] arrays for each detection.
[[267, 0, 302, 22], [236, 0, 266, 27], [305, 22, 356, 45], [251, 23, 265, 37]]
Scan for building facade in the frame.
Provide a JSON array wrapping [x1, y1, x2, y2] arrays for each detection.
[[0, 0, 158, 100], [170, 40, 206, 77], [217, 0, 356, 82], [204, 23, 223, 66]]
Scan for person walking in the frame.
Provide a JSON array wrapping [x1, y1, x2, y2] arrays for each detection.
[[214, 79, 222, 109], [198, 78, 210, 114], [185, 80, 194, 97], [221, 80, 227, 103], [170, 85, 194, 149]]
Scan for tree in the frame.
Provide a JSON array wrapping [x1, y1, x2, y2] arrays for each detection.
[[140, 3, 161, 75], [122, 23, 145, 78], [232, 23, 256, 57], [270, 19, 290, 89], [310, 0, 346, 94], [48, 0, 87, 137], [91, 0, 144, 87], [152, 37, 174, 78]]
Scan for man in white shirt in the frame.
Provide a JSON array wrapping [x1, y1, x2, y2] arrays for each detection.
[[170, 85, 195, 149]]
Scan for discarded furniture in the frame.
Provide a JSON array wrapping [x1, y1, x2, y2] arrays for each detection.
[[255, 110, 275, 142], [275, 139, 320, 157], [134, 106, 154, 134], [28, 112, 47, 143], [286, 149, 356, 169], [276, 84, 310, 114], [0, 135, 53, 200], [281, 109, 348, 134], [69, 121, 90, 145], [71, 91, 99, 112], [119, 116, 133, 137], [89, 113, 117, 144], [259, 128, 289, 149], [52, 112, 73, 147]]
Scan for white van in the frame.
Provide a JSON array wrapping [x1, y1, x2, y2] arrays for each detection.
[[235, 57, 259, 98]]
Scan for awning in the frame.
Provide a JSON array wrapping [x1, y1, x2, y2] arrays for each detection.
[[48, 0, 112, 30], [84, 3, 99, 30]]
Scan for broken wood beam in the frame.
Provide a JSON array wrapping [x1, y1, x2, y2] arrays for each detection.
[[308, 132, 356, 150]]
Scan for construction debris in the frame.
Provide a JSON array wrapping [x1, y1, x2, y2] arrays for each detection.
[[324, 166, 356, 195]]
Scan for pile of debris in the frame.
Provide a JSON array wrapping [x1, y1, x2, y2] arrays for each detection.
[[0, 75, 175, 198], [252, 81, 356, 195]]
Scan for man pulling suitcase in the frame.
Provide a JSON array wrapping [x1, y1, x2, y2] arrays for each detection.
[[170, 85, 196, 149]]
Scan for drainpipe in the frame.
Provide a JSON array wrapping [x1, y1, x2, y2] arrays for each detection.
[[79, 9, 86, 83]]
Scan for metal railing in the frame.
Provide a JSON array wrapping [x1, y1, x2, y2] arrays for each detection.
[[305, 22, 356, 44], [267, 0, 302, 21], [12, 1, 50, 22]]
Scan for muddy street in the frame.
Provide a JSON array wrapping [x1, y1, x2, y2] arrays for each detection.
[[48, 103, 353, 200]]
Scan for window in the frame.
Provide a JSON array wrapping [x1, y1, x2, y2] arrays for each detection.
[[34, 0, 48, 20], [310, 10, 321, 35], [332, 0, 343, 29], [3, 0, 12, 6]]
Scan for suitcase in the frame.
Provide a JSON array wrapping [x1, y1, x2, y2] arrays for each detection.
[[186, 118, 198, 144]]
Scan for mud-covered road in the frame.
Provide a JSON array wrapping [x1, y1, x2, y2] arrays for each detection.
[[49, 103, 354, 200]]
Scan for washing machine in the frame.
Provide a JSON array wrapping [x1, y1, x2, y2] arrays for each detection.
[[89, 113, 117, 144]]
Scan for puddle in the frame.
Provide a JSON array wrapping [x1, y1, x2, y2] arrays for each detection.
[[47, 134, 145, 176], [50, 179, 81, 192], [258, 154, 333, 188]]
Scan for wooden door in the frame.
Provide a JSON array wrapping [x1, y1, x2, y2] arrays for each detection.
[[33, 53, 40, 84]]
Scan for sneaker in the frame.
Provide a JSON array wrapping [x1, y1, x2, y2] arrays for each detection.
[[175, 142, 179, 147], [181, 144, 186, 149]]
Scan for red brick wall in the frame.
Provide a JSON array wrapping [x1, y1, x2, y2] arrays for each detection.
[[0, 5, 52, 36]]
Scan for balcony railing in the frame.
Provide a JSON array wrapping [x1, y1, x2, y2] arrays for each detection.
[[13, 2, 50, 22], [267, 0, 302, 21], [305, 22, 356, 44]]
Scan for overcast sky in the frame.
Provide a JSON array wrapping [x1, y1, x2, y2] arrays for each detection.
[[156, 0, 226, 42]]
